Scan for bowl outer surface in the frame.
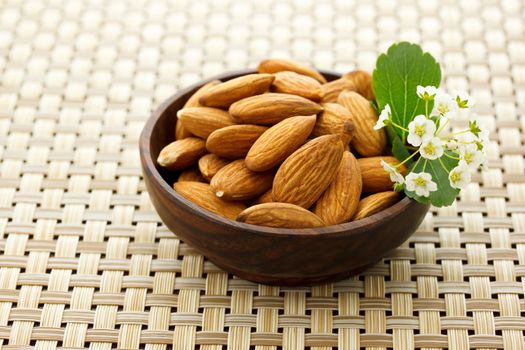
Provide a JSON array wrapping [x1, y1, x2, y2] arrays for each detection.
[[140, 69, 430, 286]]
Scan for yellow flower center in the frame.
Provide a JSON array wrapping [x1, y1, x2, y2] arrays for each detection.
[[423, 142, 436, 155], [463, 152, 473, 164], [414, 124, 426, 136], [450, 172, 461, 184], [414, 177, 427, 187], [437, 103, 449, 114]]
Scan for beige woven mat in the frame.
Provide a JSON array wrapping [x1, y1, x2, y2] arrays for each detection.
[[0, 0, 524, 349]]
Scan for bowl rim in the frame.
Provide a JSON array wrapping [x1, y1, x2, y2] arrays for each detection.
[[139, 68, 423, 238]]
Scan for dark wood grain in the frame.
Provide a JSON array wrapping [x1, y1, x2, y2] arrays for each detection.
[[139, 69, 430, 286]]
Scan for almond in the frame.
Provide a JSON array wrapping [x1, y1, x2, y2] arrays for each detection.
[[253, 189, 273, 205], [245, 115, 316, 172], [358, 156, 407, 193], [198, 154, 230, 182], [273, 134, 344, 208], [271, 71, 323, 101], [178, 167, 206, 182], [177, 107, 235, 139], [173, 181, 246, 220], [353, 191, 400, 221], [312, 103, 356, 145], [157, 138, 207, 170], [337, 91, 386, 157], [230, 93, 322, 126], [321, 78, 359, 103], [206, 124, 268, 159], [343, 70, 374, 100], [184, 80, 221, 108], [237, 203, 325, 228], [313, 151, 362, 225], [257, 58, 327, 83], [211, 159, 274, 200], [199, 74, 274, 108], [176, 80, 221, 140]]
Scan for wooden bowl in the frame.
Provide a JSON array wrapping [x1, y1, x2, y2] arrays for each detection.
[[139, 69, 430, 286]]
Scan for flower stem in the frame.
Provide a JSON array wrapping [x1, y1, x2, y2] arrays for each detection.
[[422, 159, 428, 172], [390, 121, 409, 132], [425, 100, 429, 117], [438, 157, 450, 173], [397, 149, 420, 167], [440, 129, 470, 139], [443, 152, 460, 160], [436, 117, 449, 135]]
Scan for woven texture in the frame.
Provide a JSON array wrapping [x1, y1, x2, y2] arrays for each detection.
[[1, 0, 524, 348]]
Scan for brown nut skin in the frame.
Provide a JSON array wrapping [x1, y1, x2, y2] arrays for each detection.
[[358, 156, 407, 193], [211, 159, 274, 201], [206, 124, 268, 159], [236, 202, 325, 229], [198, 154, 230, 182], [245, 115, 316, 172], [173, 181, 246, 220], [229, 93, 323, 125], [257, 58, 327, 83], [199, 73, 275, 108], [273, 134, 344, 209], [313, 151, 362, 225], [337, 91, 386, 157], [353, 191, 400, 221], [157, 138, 207, 171]]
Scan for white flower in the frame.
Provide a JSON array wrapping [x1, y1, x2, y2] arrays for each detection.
[[434, 91, 458, 118], [374, 104, 391, 130], [448, 165, 471, 189], [454, 91, 475, 109], [459, 143, 485, 169], [417, 85, 439, 101], [407, 115, 436, 147], [405, 172, 437, 197], [420, 137, 444, 160], [381, 159, 404, 184]]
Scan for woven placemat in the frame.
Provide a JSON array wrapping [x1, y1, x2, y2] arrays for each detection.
[[1, 0, 524, 349]]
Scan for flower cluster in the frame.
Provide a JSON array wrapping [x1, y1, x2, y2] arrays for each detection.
[[374, 86, 488, 198]]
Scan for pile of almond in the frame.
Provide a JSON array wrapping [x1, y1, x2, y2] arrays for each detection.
[[157, 58, 406, 229]]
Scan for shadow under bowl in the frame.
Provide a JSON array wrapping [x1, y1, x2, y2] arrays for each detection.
[[139, 69, 430, 286]]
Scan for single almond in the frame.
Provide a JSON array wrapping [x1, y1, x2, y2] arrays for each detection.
[[253, 189, 273, 205], [321, 78, 359, 103], [273, 134, 344, 208], [337, 91, 386, 157], [257, 58, 327, 83], [178, 167, 206, 182], [199, 74, 275, 108], [343, 70, 374, 100], [313, 151, 362, 225], [157, 138, 207, 170], [177, 107, 235, 139], [237, 203, 325, 228], [173, 181, 246, 220], [176, 80, 221, 140], [353, 191, 400, 221], [312, 103, 356, 145], [211, 159, 274, 200], [229, 93, 322, 125], [206, 124, 268, 159], [271, 71, 323, 101], [245, 115, 316, 172], [358, 156, 407, 193], [198, 154, 230, 182]]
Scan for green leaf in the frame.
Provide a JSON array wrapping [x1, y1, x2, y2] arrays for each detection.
[[372, 42, 441, 141], [404, 152, 460, 207], [388, 128, 413, 167]]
